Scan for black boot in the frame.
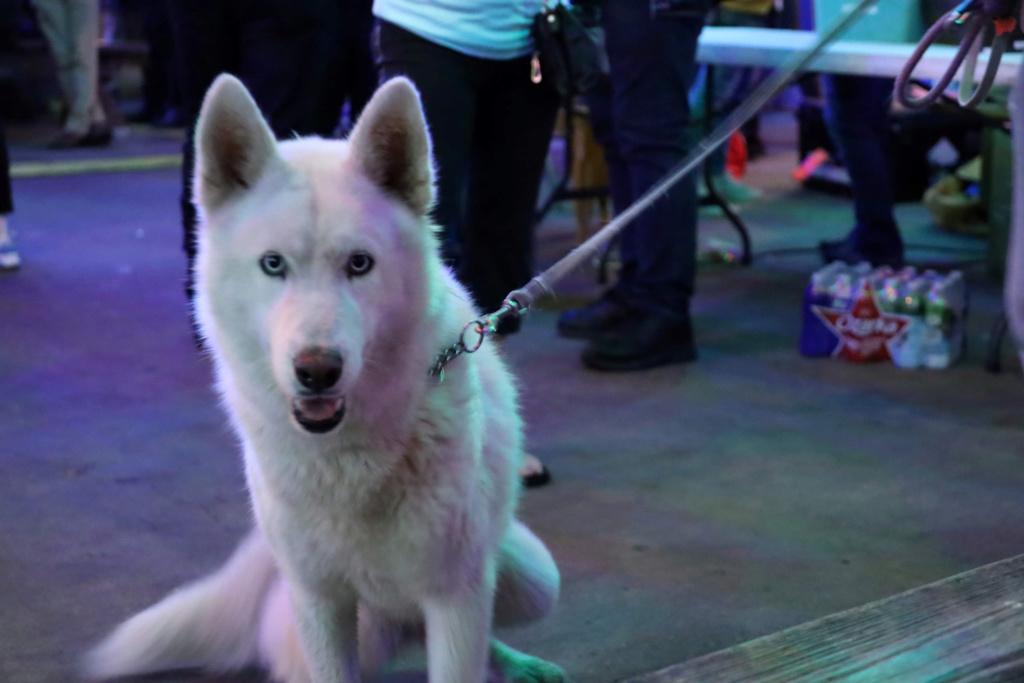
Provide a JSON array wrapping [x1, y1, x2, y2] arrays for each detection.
[[557, 289, 633, 340], [820, 230, 904, 269], [582, 308, 697, 371]]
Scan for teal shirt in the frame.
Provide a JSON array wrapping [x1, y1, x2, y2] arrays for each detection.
[[374, 0, 544, 60]]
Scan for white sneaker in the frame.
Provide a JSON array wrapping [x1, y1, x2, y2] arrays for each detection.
[[0, 232, 20, 270]]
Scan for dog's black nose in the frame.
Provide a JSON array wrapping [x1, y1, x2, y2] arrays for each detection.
[[294, 348, 343, 393]]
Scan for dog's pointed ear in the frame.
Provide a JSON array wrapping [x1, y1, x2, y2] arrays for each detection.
[[194, 74, 278, 211], [347, 77, 435, 216]]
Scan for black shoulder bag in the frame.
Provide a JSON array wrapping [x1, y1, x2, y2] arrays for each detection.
[[529, 1, 603, 98]]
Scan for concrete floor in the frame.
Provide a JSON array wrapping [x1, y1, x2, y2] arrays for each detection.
[[2, 120, 1022, 683]]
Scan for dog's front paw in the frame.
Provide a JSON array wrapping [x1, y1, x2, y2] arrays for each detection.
[[488, 640, 566, 683]]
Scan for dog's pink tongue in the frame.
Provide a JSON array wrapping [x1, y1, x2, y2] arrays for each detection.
[[298, 398, 343, 420]]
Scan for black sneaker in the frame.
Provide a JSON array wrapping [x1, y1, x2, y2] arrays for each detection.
[[48, 130, 87, 149], [582, 309, 697, 371], [82, 123, 113, 147], [557, 289, 633, 340], [48, 123, 113, 149], [819, 238, 904, 269]]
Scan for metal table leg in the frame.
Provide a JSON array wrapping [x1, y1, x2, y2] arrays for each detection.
[[703, 63, 753, 265]]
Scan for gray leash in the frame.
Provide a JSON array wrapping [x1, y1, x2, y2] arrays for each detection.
[[431, 0, 881, 380]]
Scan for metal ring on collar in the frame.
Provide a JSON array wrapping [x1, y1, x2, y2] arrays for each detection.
[[460, 321, 487, 353]]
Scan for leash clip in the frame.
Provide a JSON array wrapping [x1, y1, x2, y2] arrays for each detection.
[[460, 320, 487, 353], [429, 299, 526, 382]]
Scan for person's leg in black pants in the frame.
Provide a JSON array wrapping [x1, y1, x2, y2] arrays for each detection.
[[584, 77, 634, 238], [0, 118, 11, 216], [376, 22, 557, 321], [557, 76, 638, 339], [375, 22, 554, 485], [236, 0, 336, 139], [375, 21, 478, 270], [561, 0, 705, 370], [312, 1, 347, 137], [320, 0, 375, 137], [0, 116, 19, 270], [820, 75, 904, 267], [170, 0, 339, 320], [460, 57, 558, 315], [606, 3, 703, 320], [345, 0, 377, 124], [167, 0, 234, 307]]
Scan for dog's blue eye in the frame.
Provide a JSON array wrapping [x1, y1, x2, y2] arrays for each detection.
[[346, 251, 374, 277], [260, 252, 287, 277]]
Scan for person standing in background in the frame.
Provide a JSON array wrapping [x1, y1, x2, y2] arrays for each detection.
[[815, 0, 914, 268], [33, 0, 112, 149], [373, 0, 560, 332], [818, 74, 904, 268], [373, 0, 560, 486], [558, 0, 710, 371], [318, 0, 376, 137], [169, 0, 341, 313], [0, 0, 17, 269]]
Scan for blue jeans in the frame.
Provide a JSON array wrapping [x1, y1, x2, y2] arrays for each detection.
[[823, 75, 903, 254], [588, 0, 706, 320]]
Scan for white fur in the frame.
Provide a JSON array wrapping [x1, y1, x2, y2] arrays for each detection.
[[84, 75, 562, 683]]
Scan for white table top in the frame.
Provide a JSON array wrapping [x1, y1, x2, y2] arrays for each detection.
[[696, 27, 1021, 85]]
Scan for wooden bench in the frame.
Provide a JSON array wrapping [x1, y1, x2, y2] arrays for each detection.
[[626, 554, 1024, 682]]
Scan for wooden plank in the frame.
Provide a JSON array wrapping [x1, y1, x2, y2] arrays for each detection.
[[696, 27, 1022, 85], [627, 555, 1024, 683]]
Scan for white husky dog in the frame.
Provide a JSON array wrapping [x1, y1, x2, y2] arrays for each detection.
[[84, 75, 563, 683]]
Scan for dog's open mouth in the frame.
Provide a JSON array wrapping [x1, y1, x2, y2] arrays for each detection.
[[291, 397, 345, 434]]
